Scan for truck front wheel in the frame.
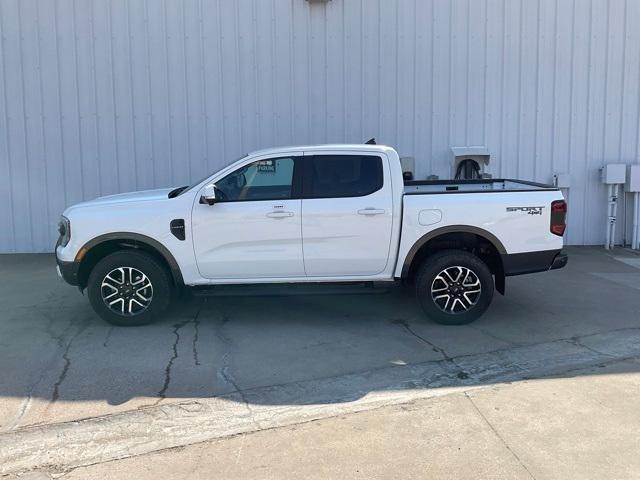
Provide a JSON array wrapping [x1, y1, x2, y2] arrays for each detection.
[[87, 250, 173, 326], [415, 250, 494, 325]]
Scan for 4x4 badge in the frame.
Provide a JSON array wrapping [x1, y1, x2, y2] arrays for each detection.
[[506, 206, 544, 215]]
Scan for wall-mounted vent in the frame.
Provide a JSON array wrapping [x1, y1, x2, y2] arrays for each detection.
[[170, 219, 186, 241]]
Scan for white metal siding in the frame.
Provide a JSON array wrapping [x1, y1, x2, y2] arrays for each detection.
[[1, 0, 639, 252]]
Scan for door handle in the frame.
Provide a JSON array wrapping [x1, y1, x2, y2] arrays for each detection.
[[266, 211, 294, 218], [357, 208, 386, 216]]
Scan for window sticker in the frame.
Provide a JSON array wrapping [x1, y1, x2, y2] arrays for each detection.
[[257, 160, 276, 174]]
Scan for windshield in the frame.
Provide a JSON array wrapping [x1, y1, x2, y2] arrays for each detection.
[[170, 154, 248, 197]]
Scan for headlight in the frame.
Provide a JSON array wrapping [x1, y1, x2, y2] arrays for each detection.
[[58, 216, 71, 247]]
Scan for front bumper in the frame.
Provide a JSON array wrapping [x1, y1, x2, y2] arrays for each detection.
[[502, 249, 568, 277], [55, 237, 80, 286], [56, 255, 80, 286]]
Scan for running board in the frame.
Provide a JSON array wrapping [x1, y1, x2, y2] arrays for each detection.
[[189, 282, 392, 298]]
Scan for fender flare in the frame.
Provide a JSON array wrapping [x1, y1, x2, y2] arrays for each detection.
[[77, 232, 184, 286], [400, 225, 507, 280]]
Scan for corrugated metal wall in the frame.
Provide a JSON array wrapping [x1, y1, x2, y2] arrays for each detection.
[[1, 0, 639, 252]]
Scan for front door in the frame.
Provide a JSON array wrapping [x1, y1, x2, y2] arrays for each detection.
[[301, 153, 394, 276], [192, 155, 305, 279]]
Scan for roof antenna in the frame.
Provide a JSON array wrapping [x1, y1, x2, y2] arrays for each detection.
[[365, 138, 376, 145]]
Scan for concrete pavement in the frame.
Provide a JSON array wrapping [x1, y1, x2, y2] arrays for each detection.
[[59, 358, 640, 480], [1, 246, 639, 477]]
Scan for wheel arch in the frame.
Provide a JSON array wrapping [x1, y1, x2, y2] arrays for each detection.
[[75, 232, 184, 290], [401, 225, 506, 294]]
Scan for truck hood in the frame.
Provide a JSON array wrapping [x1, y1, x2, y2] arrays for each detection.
[[70, 188, 176, 209]]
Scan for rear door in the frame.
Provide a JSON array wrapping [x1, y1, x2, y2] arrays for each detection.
[[301, 152, 394, 276]]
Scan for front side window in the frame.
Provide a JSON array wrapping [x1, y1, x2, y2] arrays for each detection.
[[215, 157, 295, 202], [306, 155, 383, 198]]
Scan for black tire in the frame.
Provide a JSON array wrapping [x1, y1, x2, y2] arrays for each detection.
[[87, 250, 173, 326], [415, 249, 494, 325]]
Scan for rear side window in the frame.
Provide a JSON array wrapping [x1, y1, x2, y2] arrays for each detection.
[[305, 155, 383, 198]]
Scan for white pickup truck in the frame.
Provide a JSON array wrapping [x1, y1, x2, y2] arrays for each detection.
[[56, 144, 567, 326]]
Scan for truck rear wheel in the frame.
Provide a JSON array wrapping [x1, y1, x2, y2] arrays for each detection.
[[415, 250, 494, 325], [87, 250, 173, 326]]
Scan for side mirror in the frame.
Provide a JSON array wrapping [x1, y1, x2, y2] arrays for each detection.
[[200, 184, 217, 205]]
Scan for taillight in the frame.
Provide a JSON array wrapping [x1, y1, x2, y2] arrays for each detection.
[[550, 200, 567, 236]]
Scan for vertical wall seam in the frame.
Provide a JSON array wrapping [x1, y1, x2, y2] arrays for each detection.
[[516, 0, 523, 177], [108, 0, 121, 193], [270, 0, 277, 146], [617, 0, 627, 160], [532, 0, 541, 181], [341, 0, 346, 143], [181, 0, 192, 180], [162, 0, 174, 179], [198, 0, 209, 169], [582, 0, 594, 244], [411, 0, 417, 156], [464, 0, 470, 145], [215, 0, 226, 160], [567, 0, 575, 173], [251, 0, 259, 149], [376, 0, 381, 140], [0, 0, 17, 250], [126, 0, 139, 190], [601, 0, 610, 162], [143, 0, 157, 185], [17, 0, 35, 248], [234, 1, 243, 150], [428, 0, 434, 173], [549, 0, 558, 178], [446, 0, 452, 154], [89, 0, 102, 196], [498, 0, 506, 178], [53, 0, 68, 210], [288, 0, 295, 144], [35, 0, 51, 241], [635, 0, 640, 161], [482, 0, 488, 147]]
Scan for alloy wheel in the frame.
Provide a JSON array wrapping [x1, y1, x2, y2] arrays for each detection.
[[430, 266, 481, 314], [101, 267, 153, 316]]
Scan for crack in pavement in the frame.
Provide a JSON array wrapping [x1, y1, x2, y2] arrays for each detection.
[[156, 304, 207, 403], [103, 326, 114, 348], [464, 391, 536, 479], [8, 305, 83, 429], [391, 318, 452, 361], [50, 320, 90, 404], [192, 304, 203, 366], [156, 319, 192, 403], [214, 312, 260, 429], [564, 336, 615, 358]]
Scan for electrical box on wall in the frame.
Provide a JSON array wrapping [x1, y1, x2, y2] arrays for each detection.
[[450, 146, 490, 179], [600, 164, 626, 184], [626, 165, 640, 192]]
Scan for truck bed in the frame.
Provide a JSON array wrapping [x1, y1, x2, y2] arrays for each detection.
[[403, 178, 558, 195]]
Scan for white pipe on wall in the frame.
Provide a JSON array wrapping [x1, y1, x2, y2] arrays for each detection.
[[631, 192, 640, 249], [605, 184, 612, 250], [609, 183, 620, 248]]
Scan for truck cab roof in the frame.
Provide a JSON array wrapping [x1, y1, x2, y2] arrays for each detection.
[[247, 144, 396, 157]]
